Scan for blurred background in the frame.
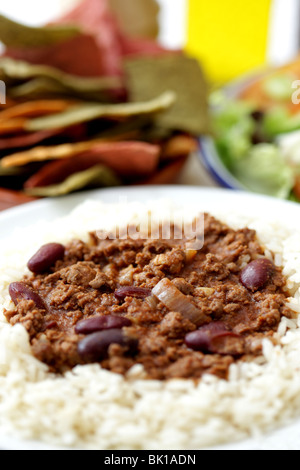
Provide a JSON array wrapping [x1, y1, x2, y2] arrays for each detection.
[[1, 0, 300, 207], [1, 0, 299, 81]]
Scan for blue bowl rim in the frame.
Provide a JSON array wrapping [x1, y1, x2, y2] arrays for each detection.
[[197, 66, 272, 191], [198, 136, 247, 190]]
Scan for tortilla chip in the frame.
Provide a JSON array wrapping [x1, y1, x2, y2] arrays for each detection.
[[120, 36, 171, 57], [0, 58, 123, 101], [25, 165, 120, 197], [22, 91, 175, 132], [0, 14, 81, 48], [24, 141, 160, 188], [8, 78, 124, 102], [161, 135, 199, 160], [4, 34, 111, 78], [8, 78, 116, 102], [53, 141, 160, 177], [53, 0, 124, 77], [124, 54, 211, 135], [109, 0, 160, 39], [2, 139, 161, 169], [0, 118, 27, 136], [0, 128, 69, 151], [94, 115, 152, 140], [0, 164, 25, 176], [0, 138, 111, 167], [140, 156, 189, 185], [1, 140, 103, 167], [0, 99, 74, 121], [7, 79, 68, 101]]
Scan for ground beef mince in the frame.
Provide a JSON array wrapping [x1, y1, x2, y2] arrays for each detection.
[[5, 214, 294, 380]]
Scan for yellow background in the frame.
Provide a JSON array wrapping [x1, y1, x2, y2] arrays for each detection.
[[186, 0, 272, 84]]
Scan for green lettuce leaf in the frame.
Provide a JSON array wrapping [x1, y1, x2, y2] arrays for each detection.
[[212, 100, 255, 167], [263, 107, 300, 136], [233, 143, 294, 199]]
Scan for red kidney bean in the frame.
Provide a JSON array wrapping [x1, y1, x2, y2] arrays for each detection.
[[185, 322, 227, 351], [208, 332, 245, 356], [185, 322, 244, 356], [240, 258, 274, 292], [77, 328, 138, 362], [75, 315, 132, 335], [27, 243, 65, 274], [114, 286, 152, 301], [9, 282, 46, 310]]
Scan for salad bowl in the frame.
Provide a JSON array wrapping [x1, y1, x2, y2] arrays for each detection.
[[200, 59, 300, 202]]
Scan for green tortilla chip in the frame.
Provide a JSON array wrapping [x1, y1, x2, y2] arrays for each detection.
[[0, 58, 123, 101], [25, 91, 176, 132], [0, 14, 81, 47], [124, 54, 211, 136], [25, 165, 120, 197]]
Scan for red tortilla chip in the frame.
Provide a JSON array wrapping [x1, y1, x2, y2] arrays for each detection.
[[0, 128, 67, 151], [5, 34, 107, 78], [0, 123, 87, 151], [3, 0, 177, 80], [53, 0, 170, 76], [120, 35, 173, 57], [140, 156, 188, 185], [24, 141, 161, 188], [53, 0, 123, 77]]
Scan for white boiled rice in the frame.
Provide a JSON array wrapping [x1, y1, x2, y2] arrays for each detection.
[[1, 199, 300, 449]]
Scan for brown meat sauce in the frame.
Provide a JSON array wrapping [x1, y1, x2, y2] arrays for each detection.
[[5, 214, 294, 380]]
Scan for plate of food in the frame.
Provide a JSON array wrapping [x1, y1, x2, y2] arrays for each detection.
[[200, 56, 300, 202], [1, 184, 300, 450]]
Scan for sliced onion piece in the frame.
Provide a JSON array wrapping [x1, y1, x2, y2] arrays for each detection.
[[145, 295, 159, 310], [152, 278, 210, 326]]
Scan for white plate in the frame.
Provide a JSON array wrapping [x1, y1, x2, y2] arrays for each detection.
[[2, 184, 300, 239], [2, 185, 300, 451]]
